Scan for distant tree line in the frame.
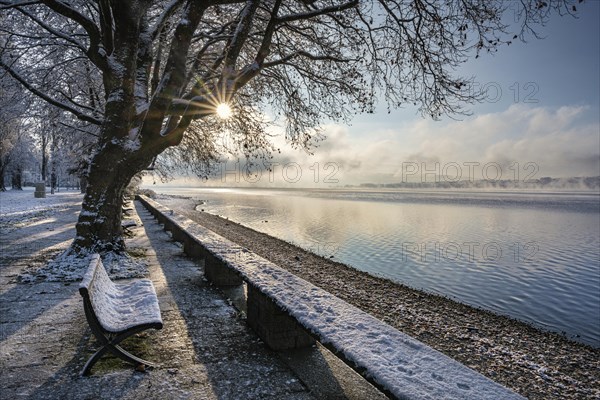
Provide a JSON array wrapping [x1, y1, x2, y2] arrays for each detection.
[[358, 176, 600, 190]]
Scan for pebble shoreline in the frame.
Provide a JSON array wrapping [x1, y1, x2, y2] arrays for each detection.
[[156, 195, 599, 400]]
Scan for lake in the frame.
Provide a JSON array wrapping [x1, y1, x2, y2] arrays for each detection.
[[155, 187, 600, 347]]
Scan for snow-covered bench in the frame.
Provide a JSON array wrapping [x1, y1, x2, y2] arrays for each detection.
[[79, 254, 163, 375], [138, 195, 523, 399]]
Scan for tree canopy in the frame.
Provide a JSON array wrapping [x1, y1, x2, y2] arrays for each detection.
[[0, 0, 579, 253]]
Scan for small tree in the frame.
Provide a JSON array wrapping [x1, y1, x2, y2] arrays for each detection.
[[0, 0, 580, 254]]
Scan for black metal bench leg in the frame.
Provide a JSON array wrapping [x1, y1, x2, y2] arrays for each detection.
[[82, 329, 160, 375], [108, 344, 160, 368], [82, 342, 159, 375], [81, 345, 111, 376]]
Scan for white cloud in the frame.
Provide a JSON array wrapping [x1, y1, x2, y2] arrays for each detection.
[[289, 104, 600, 185]]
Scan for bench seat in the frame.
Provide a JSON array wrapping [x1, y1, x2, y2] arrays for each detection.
[[79, 254, 162, 375]]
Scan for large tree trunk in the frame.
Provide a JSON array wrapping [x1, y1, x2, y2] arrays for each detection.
[[70, 142, 154, 254]]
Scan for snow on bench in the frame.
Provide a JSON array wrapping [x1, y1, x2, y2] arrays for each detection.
[[138, 195, 524, 400], [79, 254, 163, 375]]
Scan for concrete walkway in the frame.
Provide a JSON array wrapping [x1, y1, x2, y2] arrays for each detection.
[[0, 198, 385, 399]]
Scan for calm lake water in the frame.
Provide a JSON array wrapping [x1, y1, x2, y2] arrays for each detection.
[[157, 187, 600, 347]]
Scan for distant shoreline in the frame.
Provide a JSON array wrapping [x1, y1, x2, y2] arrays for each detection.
[[156, 193, 599, 400], [146, 184, 600, 193], [144, 174, 600, 192]]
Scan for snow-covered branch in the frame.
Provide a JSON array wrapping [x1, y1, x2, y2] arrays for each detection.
[[150, 0, 186, 40], [15, 6, 86, 52], [40, 0, 108, 71], [221, 0, 260, 76], [0, 58, 102, 125], [0, 0, 41, 10], [276, 0, 358, 23]]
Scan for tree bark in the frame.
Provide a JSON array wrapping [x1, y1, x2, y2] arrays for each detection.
[[41, 134, 48, 182], [70, 142, 154, 254]]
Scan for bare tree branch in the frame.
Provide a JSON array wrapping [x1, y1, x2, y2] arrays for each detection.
[[40, 0, 108, 71], [276, 0, 358, 23], [0, 59, 102, 125]]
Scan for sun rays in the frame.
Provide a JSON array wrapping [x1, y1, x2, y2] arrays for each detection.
[[216, 103, 232, 119]]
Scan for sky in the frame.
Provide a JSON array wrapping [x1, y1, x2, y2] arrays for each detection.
[[151, 2, 600, 188]]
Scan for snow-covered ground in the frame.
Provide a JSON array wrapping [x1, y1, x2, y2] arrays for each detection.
[[0, 187, 83, 233], [0, 188, 148, 282], [0, 187, 82, 213]]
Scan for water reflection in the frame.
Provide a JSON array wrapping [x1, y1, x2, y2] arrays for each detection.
[[162, 187, 600, 347]]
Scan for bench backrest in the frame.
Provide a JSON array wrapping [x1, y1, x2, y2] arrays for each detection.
[[79, 254, 123, 333], [80, 253, 118, 299]]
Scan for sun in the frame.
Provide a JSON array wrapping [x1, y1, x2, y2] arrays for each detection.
[[216, 103, 232, 119]]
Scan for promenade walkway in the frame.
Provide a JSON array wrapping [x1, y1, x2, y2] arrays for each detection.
[[0, 192, 384, 399]]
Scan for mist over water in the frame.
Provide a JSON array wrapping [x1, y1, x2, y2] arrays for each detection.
[[158, 187, 600, 347]]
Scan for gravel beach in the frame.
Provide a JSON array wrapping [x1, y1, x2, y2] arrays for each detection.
[[156, 194, 599, 400]]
